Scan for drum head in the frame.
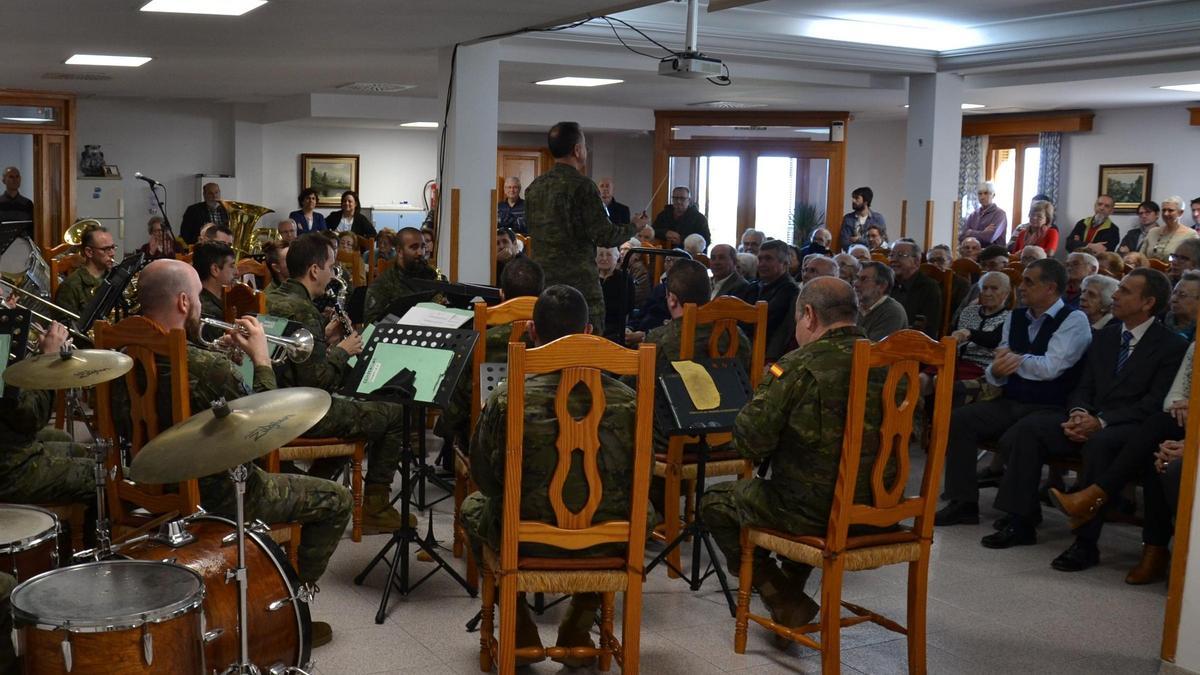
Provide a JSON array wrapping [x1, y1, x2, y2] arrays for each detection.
[[0, 505, 57, 551], [12, 560, 204, 631], [0, 236, 32, 274]]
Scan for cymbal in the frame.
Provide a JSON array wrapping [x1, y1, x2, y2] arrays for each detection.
[[3, 349, 134, 389], [129, 388, 332, 484]]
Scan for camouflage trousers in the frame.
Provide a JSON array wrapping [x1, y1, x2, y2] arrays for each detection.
[[701, 479, 823, 576], [0, 572, 13, 675], [200, 467, 351, 584], [304, 395, 404, 486], [0, 432, 95, 505]]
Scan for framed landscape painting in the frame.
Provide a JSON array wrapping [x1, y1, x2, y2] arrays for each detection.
[[1098, 163, 1153, 214], [301, 154, 360, 206]]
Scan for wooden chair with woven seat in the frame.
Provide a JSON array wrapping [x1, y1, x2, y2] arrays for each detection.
[[453, 297, 537, 585], [478, 334, 655, 674], [93, 317, 302, 566], [235, 257, 268, 289], [336, 249, 366, 288], [653, 296, 767, 580], [733, 330, 956, 674]]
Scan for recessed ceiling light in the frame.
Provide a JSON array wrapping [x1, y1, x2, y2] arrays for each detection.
[[535, 77, 623, 87], [400, 122, 439, 128], [140, 0, 267, 16], [1158, 83, 1200, 92], [66, 54, 151, 67], [901, 103, 986, 110]]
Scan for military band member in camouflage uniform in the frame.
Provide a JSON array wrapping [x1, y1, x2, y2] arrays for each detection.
[[461, 285, 652, 668], [135, 259, 351, 647], [701, 277, 891, 630], [192, 241, 237, 320], [363, 228, 441, 325], [266, 233, 408, 532], [523, 122, 646, 334], [55, 225, 117, 319]]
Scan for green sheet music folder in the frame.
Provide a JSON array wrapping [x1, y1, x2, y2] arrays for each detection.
[[355, 343, 453, 403]]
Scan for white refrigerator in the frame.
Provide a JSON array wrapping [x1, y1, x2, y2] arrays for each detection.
[[76, 177, 125, 248]]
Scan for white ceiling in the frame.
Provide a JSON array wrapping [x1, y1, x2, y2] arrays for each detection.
[[8, 0, 1200, 127]]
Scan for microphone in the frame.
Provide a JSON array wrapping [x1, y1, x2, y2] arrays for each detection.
[[134, 172, 163, 187]]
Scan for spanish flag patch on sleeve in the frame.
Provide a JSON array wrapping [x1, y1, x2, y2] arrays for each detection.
[[769, 363, 785, 379]]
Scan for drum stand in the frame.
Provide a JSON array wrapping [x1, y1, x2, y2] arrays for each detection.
[[58, 365, 116, 563]]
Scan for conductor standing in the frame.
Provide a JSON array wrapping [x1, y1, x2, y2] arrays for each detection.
[[524, 122, 647, 333]]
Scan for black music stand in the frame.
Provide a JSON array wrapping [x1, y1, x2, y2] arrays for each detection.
[[0, 307, 32, 401], [644, 357, 750, 616], [348, 323, 479, 623], [76, 251, 146, 335]]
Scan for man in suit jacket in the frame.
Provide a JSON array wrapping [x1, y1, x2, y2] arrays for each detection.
[[708, 244, 756, 302], [598, 177, 632, 225], [180, 182, 229, 244], [984, 269, 1187, 572]]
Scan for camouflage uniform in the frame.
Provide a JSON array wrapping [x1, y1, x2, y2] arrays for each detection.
[[54, 266, 103, 319], [0, 388, 94, 504], [0, 571, 14, 674], [700, 326, 893, 572], [363, 261, 439, 325], [524, 164, 638, 333], [461, 372, 654, 560], [199, 288, 224, 319], [266, 278, 405, 486]]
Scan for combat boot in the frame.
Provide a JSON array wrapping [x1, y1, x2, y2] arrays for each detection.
[[515, 593, 546, 666], [311, 621, 333, 648], [361, 484, 413, 534], [754, 559, 819, 632], [552, 592, 600, 668]]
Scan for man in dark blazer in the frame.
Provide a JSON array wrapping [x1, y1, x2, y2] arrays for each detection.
[[709, 244, 756, 302], [983, 268, 1187, 572], [180, 182, 229, 244]]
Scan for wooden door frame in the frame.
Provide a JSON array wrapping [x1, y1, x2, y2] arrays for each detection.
[[0, 89, 76, 248]]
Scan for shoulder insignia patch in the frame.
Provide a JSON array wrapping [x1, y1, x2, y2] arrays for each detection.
[[769, 363, 785, 379]]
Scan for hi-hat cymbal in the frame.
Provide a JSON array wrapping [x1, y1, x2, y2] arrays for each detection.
[[3, 349, 134, 389], [129, 388, 332, 484]]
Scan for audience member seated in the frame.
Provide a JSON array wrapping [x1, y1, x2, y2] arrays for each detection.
[[495, 227, 523, 281], [834, 252, 860, 286], [936, 259, 1092, 527], [736, 252, 758, 281], [138, 215, 181, 260], [961, 182, 1009, 245], [1078, 274, 1119, 331], [788, 246, 804, 281], [1010, 200, 1060, 255], [800, 254, 838, 286], [1064, 252, 1099, 308], [709, 243, 755, 301], [848, 243, 871, 263], [1168, 237, 1200, 282], [865, 225, 888, 251], [701, 277, 884, 631], [374, 229, 397, 263], [888, 240, 942, 337], [1098, 251, 1125, 278], [1164, 270, 1200, 340], [980, 244, 1010, 273], [1124, 251, 1150, 268], [1064, 195, 1118, 253], [1141, 196, 1198, 261], [621, 238, 652, 309], [801, 228, 832, 258], [1019, 245, 1047, 266], [752, 240, 800, 361], [628, 258, 677, 338], [598, 245, 634, 343], [461, 284, 644, 664], [643, 259, 750, 375], [653, 187, 711, 249], [959, 236, 982, 262], [854, 260, 907, 341], [935, 271, 1012, 406], [290, 187, 328, 233], [990, 270, 1184, 571], [739, 228, 764, 255], [276, 218, 298, 244], [683, 233, 708, 264], [928, 244, 970, 315], [838, 186, 887, 250], [1119, 200, 1161, 254], [636, 224, 656, 247], [337, 231, 357, 255]]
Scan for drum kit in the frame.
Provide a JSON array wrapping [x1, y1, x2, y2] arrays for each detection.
[[0, 347, 332, 674]]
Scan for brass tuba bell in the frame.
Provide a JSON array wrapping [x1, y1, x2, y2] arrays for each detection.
[[63, 218, 103, 248], [221, 200, 276, 258]]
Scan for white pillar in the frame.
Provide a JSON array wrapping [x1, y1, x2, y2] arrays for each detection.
[[903, 73, 964, 249], [1176, 496, 1200, 669], [438, 42, 499, 283]]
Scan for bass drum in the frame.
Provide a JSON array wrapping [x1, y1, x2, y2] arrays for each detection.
[[0, 236, 52, 298], [122, 515, 311, 672]]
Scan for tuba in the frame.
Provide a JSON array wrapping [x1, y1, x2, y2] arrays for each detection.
[[221, 200, 277, 258], [63, 218, 102, 248]]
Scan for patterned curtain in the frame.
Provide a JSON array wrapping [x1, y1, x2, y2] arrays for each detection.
[[1037, 132, 1063, 205], [958, 135, 984, 220]]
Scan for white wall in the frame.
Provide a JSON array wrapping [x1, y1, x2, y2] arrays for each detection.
[[0, 134, 34, 186], [845, 118, 907, 237]]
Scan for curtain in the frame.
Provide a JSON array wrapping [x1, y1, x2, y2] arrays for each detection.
[[958, 135, 984, 220], [1037, 132, 1063, 205]]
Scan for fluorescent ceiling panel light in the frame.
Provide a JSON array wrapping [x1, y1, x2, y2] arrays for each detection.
[[140, 0, 267, 16], [1158, 84, 1200, 92], [535, 77, 623, 87], [400, 122, 438, 128], [2, 117, 53, 123], [66, 54, 151, 67], [902, 103, 985, 110], [804, 17, 979, 51]]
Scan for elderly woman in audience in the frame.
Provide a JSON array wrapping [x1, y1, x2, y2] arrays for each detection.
[[1165, 270, 1200, 340], [336, 231, 357, 254], [1120, 200, 1161, 254], [636, 224, 655, 247], [1009, 200, 1059, 255], [1064, 251, 1099, 308], [374, 229, 397, 263], [848, 243, 871, 263], [1078, 274, 1119, 331], [1141, 196, 1198, 261], [289, 187, 327, 233], [1124, 251, 1150, 268], [926, 270, 1012, 405], [597, 245, 635, 343], [139, 215, 181, 260], [736, 251, 758, 280], [1169, 237, 1200, 283], [834, 252, 860, 286], [683, 233, 708, 263], [1019, 245, 1047, 266]]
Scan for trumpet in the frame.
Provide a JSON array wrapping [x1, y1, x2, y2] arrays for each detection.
[[198, 317, 314, 364], [0, 278, 93, 348]]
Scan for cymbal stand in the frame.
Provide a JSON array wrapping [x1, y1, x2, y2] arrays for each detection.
[[71, 437, 113, 562], [222, 462, 261, 675]]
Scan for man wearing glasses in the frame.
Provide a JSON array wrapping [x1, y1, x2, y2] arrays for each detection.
[[55, 225, 117, 317], [1168, 238, 1200, 283], [888, 240, 942, 338]]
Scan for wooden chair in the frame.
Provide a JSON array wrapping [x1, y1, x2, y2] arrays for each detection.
[[175, 252, 193, 265], [733, 330, 957, 674], [222, 282, 265, 322], [93, 318, 302, 563], [1150, 258, 1170, 273], [1006, 261, 1025, 275], [1002, 267, 1024, 309], [373, 256, 394, 279], [336, 249, 366, 288], [515, 233, 531, 257], [950, 257, 981, 283], [453, 297, 538, 585], [870, 251, 889, 263], [653, 297, 767, 580], [357, 236, 376, 284], [919, 264, 954, 338], [235, 258, 268, 290], [479, 335, 655, 674], [49, 253, 83, 298]]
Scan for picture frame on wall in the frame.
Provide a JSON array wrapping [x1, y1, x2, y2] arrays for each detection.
[[301, 153, 360, 207], [1098, 163, 1153, 214], [102, 165, 120, 177]]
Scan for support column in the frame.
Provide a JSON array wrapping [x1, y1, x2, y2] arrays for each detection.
[[438, 42, 499, 283], [902, 73, 963, 249]]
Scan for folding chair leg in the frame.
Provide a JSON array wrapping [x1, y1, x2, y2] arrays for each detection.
[[820, 559, 844, 674], [479, 570, 495, 672], [734, 529, 754, 654], [907, 548, 931, 675]]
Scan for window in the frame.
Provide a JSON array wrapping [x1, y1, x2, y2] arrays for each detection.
[[987, 135, 1040, 230]]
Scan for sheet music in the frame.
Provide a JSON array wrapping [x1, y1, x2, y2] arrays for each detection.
[[398, 302, 473, 329]]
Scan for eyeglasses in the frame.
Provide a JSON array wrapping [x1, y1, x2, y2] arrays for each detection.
[[88, 244, 118, 252], [1170, 254, 1193, 263]]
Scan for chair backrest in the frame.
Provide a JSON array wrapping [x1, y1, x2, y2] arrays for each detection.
[[1150, 258, 1170, 273], [1007, 261, 1025, 274], [1009, 253, 1021, 263], [358, 236, 376, 284], [870, 250, 889, 263], [235, 258, 268, 289], [471, 297, 537, 431], [374, 256, 394, 279], [175, 252, 193, 265], [93, 317, 200, 523], [223, 282, 266, 322], [919, 264, 955, 337], [336, 249, 366, 287], [515, 233, 531, 257], [680, 297, 768, 389], [49, 253, 83, 297], [501, 334, 655, 570], [950, 257, 981, 282], [1002, 267, 1024, 309], [824, 330, 956, 552]]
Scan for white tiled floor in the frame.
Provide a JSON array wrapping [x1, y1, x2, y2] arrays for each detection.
[[304, 443, 1169, 674]]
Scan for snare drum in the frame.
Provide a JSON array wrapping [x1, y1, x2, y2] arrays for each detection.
[[0, 504, 59, 582], [11, 560, 206, 674]]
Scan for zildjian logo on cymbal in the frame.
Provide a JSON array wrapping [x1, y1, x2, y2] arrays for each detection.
[[74, 368, 110, 379], [245, 414, 295, 442]]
